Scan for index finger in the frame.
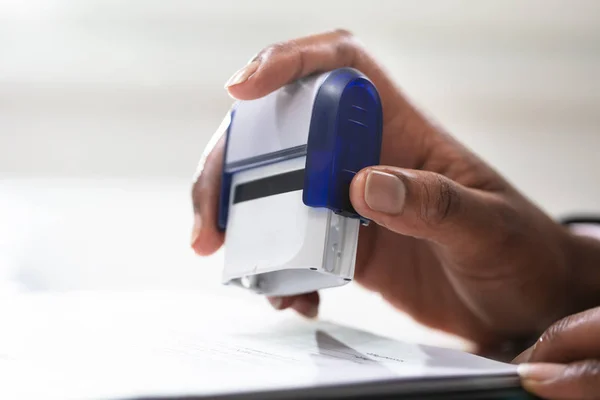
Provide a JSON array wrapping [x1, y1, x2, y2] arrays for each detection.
[[190, 112, 230, 256], [225, 29, 403, 118]]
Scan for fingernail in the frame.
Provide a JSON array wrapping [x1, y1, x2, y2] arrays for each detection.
[[364, 171, 406, 214], [225, 60, 260, 88], [190, 214, 202, 246], [268, 297, 283, 310], [518, 363, 567, 383]]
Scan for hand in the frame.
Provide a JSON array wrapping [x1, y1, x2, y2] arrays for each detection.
[[514, 307, 600, 399], [191, 29, 600, 351]]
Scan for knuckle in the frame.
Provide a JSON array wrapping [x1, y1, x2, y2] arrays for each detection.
[[539, 314, 574, 348], [260, 41, 300, 59], [420, 175, 460, 226], [333, 28, 354, 38], [333, 39, 356, 66], [436, 176, 460, 223], [257, 30, 360, 72], [332, 29, 359, 64], [257, 40, 304, 81], [417, 179, 431, 225]]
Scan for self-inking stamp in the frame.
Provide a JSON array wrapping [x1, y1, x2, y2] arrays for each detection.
[[218, 68, 382, 297]]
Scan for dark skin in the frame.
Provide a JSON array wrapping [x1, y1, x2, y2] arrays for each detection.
[[514, 306, 600, 399], [191, 30, 600, 399]]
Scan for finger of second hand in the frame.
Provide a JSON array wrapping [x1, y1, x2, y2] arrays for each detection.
[[291, 297, 319, 319], [528, 308, 600, 364], [190, 116, 229, 255], [267, 293, 319, 318], [267, 296, 297, 310]]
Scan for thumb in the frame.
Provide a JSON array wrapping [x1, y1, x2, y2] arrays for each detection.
[[350, 166, 502, 247]]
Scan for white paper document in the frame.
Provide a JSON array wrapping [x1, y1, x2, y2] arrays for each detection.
[[0, 291, 518, 399]]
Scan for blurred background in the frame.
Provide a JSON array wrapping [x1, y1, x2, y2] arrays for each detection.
[[1, 0, 599, 346]]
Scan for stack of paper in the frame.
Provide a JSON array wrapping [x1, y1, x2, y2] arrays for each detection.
[[0, 290, 520, 399]]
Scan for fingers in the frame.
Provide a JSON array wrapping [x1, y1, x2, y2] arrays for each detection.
[[267, 292, 319, 318], [518, 361, 600, 399], [513, 308, 600, 399], [224, 29, 403, 114], [196, 29, 408, 254], [349, 166, 504, 248], [190, 112, 231, 256], [524, 308, 600, 364], [225, 29, 355, 100]]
